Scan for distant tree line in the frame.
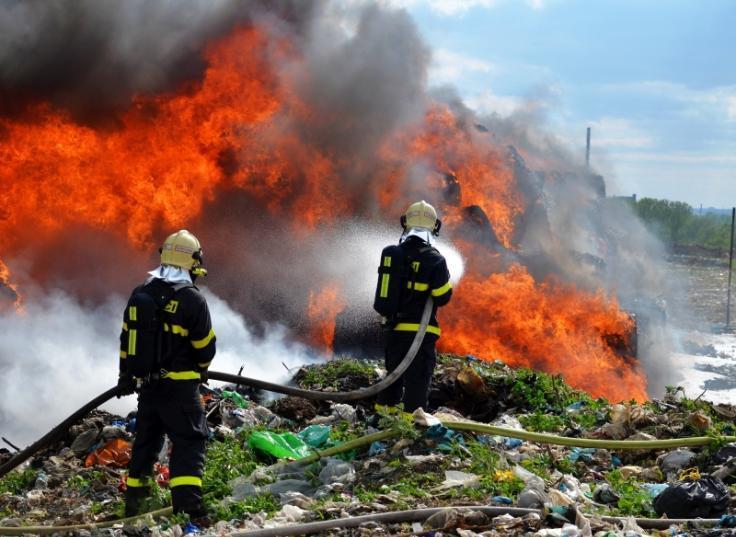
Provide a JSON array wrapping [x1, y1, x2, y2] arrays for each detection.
[[630, 197, 734, 255]]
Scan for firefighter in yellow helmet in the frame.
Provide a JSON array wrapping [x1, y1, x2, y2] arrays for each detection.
[[117, 230, 215, 526], [373, 201, 453, 411]]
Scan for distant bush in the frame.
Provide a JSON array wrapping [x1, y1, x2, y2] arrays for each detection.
[[632, 197, 733, 254]]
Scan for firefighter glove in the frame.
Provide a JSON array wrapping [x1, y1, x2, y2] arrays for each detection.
[[116, 374, 137, 397]]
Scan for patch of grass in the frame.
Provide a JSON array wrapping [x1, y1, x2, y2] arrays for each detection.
[[65, 469, 107, 494], [480, 473, 525, 498], [203, 433, 260, 499], [0, 467, 38, 495], [66, 474, 88, 492], [210, 494, 281, 521], [461, 439, 500, 475], [353, 485, 378, 503], [509, 369, 593, 412], [330, 420, 363, 443], [375, 405, 419, 440], [520, 455, 553, 480], [297, 358, 378, 390], [604, 469, 656, 517], [392, 471, 441, 498], [519, 412, 565, 432], [90, 501, 108, 515]]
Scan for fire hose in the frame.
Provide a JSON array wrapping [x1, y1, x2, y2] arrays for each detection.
[[0, 298, 434, 478]]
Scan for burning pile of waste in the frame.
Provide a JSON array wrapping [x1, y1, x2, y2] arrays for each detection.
[[0, 1, 702, 534], [0, 0, 677, 421], [2, 355, 736, 536]]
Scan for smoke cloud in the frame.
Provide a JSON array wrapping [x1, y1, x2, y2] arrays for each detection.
[[0, 287, 318, 446], [0, 0, 322, 121]]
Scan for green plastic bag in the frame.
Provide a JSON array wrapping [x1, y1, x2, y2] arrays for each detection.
[[221, 390, 249, 408], [248, 431, 312, 460], [297, 425, 331, 448]]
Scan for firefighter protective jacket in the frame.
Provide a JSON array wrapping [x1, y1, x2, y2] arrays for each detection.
[[119, 281, 216, 381], [393, 235, 453, 337]]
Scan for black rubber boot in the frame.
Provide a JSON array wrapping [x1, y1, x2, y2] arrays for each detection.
[[124, 486, 150, 517]]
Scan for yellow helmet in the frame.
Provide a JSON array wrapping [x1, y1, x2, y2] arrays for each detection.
[[401, 200, 441, 235], [160, 230, 207, 276]]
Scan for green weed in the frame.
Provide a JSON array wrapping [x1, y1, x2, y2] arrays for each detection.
[[604, 469, 656, 517], [0, 467, 38, 495], [209, 494, 281, 521], [509, 369, 593, 412], [297, 358, 378, 390], [203, 433, 259, 499], [519, 412, 565, 432]]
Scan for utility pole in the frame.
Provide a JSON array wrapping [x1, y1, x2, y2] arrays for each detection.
[[727, 207, 735, 329], [585, 127, 591, 168]]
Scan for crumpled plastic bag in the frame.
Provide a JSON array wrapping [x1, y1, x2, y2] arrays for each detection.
[[220, 389, 249, 408], [517, 487, 547, 508], [513, 465, 545, 492], [711, 443, 736, 465], [71, 428, 100, 457], [248, 431, 312, 460], [85, 438, 131, 468], [330, 403, 357, 424], [318, 457, 355, 485], [658, 449, 697, 475], [433, 471, 481, 492], [653, 475, 730, 518], [413, 407, 441, 426], [425, 424, 464, 451], [297, 425, 331, 448]]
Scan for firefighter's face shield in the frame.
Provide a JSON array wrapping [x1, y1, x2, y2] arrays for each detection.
[[400, 226, 436, 245]]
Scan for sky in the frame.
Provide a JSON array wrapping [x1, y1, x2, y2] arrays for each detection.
[[383, 0, 736, 208]]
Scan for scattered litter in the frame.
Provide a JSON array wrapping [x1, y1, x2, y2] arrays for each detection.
[[6, 354, 736, 536], [653, 475, 730, 518], [433, 470, 481, 491]]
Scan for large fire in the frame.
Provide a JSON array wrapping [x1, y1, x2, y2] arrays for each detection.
[[0, 24, 647, 401]]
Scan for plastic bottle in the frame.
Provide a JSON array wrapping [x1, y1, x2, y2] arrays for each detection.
[[34, 471, 49, 490]]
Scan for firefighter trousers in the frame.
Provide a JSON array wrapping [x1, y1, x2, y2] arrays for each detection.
[[125, 380, 208, 518], [377, 331, 438, 412]]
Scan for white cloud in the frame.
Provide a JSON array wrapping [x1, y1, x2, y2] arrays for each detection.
[[378, 0, 498, 16], [726, 95, 736, 121], [429, 48, 495, 83], [600, 81, 736, 123], [605, 154, 736, 207], [610, 151, 736, 165], [466, 89, 524, 116], [587, 117, 654, 149]]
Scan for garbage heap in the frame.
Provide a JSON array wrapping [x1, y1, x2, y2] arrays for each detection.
[[3, 354, 736, 536]]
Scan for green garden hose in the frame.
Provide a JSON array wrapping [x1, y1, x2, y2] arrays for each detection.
[[442, 420, 736, 450]]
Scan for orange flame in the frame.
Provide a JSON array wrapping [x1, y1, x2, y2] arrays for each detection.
[[307, 284, 346, 356], [441, 264, 646, 401], [0, 24, 648, 401], [0, 259, 23, 313]]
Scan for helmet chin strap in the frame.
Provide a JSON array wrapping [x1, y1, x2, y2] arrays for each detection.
[[191, 266, 207, 277]]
